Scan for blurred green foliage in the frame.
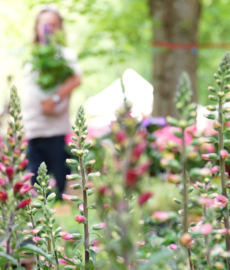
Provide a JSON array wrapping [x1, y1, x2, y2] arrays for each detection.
[[0, 0, 230, 117]]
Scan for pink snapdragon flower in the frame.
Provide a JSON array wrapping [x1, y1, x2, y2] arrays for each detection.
[[32, 236, 41, 244], [79, 204, 84, 213], [220, 150, 229, 159], [198, 197, 214, 206], [74, 215, 86, 223], [152, 211, 169, 221], [214, 195, 228, 208], [21, 173, 34, 182], [211, 166, 219, 174], [20, 184, 33, 195], [169, 244, 178, 250], [200, 223, 213, 235], [62, 234, 75, 241], [58, 254, 74, 265]]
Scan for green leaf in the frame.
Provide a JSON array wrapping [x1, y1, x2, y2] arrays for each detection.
[[86, 249, 96, 264], [17, 244, 53, 264], [0, 252, 18, 266]]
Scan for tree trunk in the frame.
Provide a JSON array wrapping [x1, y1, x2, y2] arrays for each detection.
[[151, 0, 201, 117]]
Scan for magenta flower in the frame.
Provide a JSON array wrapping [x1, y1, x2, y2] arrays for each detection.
[[13, 182, 24, 193], [6, 166, 14, 179], [18, 159, 28, 171], [138, 192, 153, 205], [74, 215, 86, 223], [17, 198, 32, 208], [21, 173, 34, 182], [0, 191, 8, 203], [169, 244, 178, 250], [132, 141, 147, 162], [214, 195, 228, 208], [115, 130, 127, 145], [220, 149, 229, 159], [200, 223, 213, 235], [152, 211, 169, 221], [20, 184, 33, 195]]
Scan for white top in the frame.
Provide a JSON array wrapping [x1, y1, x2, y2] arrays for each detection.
[[22, 47, 81, 140]]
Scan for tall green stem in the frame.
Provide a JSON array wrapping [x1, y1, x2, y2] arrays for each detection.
[[203, 205, 211, 268], [28, 204, 40, 269], [50, 231, 60, 270], [79, 141, 89, 269], [182, 128, 193, 270], [219, 97, 230, 269]]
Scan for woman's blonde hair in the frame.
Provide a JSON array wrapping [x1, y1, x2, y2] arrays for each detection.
[[33, 8, 64, 44]]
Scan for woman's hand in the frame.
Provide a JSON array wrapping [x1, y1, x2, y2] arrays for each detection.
[[41, 98, 55, 115]]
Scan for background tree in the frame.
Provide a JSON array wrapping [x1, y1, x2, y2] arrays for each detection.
[[150, 0, 201, 117]]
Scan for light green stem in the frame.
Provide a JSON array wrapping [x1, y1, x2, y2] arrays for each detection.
[[219, 97, 230, 269], [182, 128, 193, 270], [79, 138, 89, 269]]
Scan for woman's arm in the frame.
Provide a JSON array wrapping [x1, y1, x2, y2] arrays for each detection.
[[41, 74, 81, 115]]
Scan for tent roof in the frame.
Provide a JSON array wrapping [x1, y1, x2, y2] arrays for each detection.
[[85, 69, 154, 127]]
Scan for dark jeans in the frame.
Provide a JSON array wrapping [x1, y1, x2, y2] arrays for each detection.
[[28, 135, 70, 198]]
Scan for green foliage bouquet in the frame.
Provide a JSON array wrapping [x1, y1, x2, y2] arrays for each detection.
[[29, 29, 74, 92]]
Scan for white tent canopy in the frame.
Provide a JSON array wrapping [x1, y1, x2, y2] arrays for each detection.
[[85, 69, 154, 127]]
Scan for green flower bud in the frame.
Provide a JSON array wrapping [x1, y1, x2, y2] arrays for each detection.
[[224, 107, 230, 113], [173, 198, 182, 205], [68, 142, 78, 149], [87, 172, 101, 180], [166, 116, 179, 127], [203, 113, 216, 120], [38, 196, 45, 201], [178, 120, 187, 128], [47, 192, 56, 202], [85, 160, 96, 168], [206, 105, 216, 111], [66, 174, 82, 180], [70, 183, 82, 190], [208, 95, 218, 102], [218, 91, 225, 97], [71, 149, 83, 156], [88, 202, 97, 209], [87, 187, 94, 195], [173, 130, 182, 138], [66, 159, 78, 166]]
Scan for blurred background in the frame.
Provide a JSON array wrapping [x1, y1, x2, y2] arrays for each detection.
[[0, 0, 230, 122]]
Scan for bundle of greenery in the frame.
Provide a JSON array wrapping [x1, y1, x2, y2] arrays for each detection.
[[29, 31, 74, 92]]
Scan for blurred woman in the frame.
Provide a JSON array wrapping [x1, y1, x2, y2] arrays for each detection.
[[22, 8, 81, 199]]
